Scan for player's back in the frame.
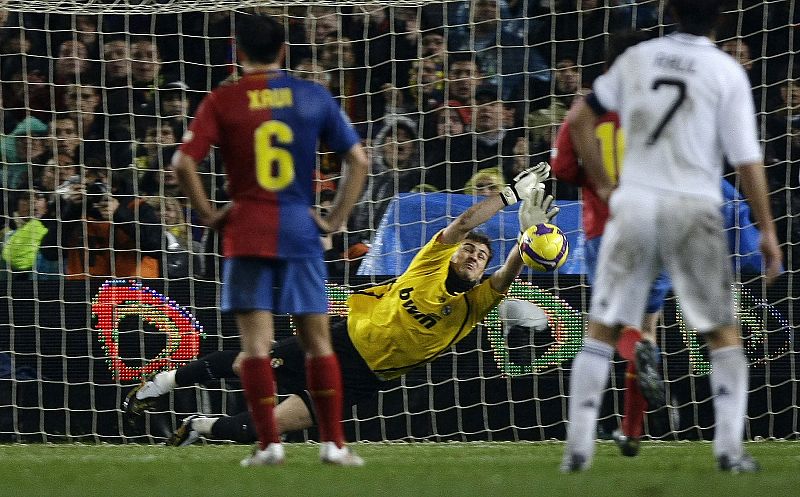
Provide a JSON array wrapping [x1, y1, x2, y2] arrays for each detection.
[[200, 71, 358, 259], [595, 32, 760, 204]]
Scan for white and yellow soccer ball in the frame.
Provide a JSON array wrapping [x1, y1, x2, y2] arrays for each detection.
[[518, 223, 569, 272]]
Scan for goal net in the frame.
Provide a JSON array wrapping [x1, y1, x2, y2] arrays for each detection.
[[0, 1, 796, 443]]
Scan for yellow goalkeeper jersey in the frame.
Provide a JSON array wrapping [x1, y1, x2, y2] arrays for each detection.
[[347, 230, 504, 380]]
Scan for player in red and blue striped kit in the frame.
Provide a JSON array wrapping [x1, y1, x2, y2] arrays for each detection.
[[173, 13, 368, 467]]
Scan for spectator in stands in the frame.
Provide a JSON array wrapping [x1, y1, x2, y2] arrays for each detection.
[[50, 115, 81, 167], [349, 117, 420, 242], [463, 167, 505, 197], [319, 35, 370, 133], [53, 40, 93, 84], [145, 195, 201, 279], [74, 15, 100, 59], [422, 104, 474, 191], [135, 119, 179, 195], [101, 36, 135, 129], [101, 36, 130, 86], [448, 0, 549, 99], [0, 116, 49, 189], [157, 80, 193, 132], [472, 86, 520, 171], [0, 55, 51, 124], [1, 189, 49, 279], [445, 54, 484, 126], [39, 166, 162, 279], [59, 82, 134, 169], [131, 37, 162, 89], [420, 27, 446, 59], [766, 77, 800, 141], [408, 56, 446, 112], [528, 54, 581, 129]]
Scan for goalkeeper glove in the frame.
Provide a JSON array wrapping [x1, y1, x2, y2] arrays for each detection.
[[518, 186, 559, 233], [499, 162, 552, 206]]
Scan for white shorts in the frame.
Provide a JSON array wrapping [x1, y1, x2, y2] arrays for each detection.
[[589, 188, 735, 333]]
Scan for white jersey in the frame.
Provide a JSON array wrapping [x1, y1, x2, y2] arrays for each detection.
[[592, 32, 762, 204]]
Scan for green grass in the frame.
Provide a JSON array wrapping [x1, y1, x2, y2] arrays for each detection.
[[1, 441, 798, 497]]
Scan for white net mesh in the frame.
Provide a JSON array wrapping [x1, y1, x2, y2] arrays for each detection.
[[0, 1, 797, 443]]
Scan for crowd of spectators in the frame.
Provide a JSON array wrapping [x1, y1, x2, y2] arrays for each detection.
[[0, 1, 798, 280]]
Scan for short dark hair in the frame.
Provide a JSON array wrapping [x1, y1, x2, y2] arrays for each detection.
[[235, 14, 285, 64], [669, 0, 721, 35], [464, 231, 493, 263]]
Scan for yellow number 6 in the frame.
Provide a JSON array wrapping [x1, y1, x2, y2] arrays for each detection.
[[254, 120, 295, 191]]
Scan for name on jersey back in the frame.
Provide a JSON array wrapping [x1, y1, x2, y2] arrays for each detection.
[[654, 53, 696, 73], [247, 87, 293, 110]]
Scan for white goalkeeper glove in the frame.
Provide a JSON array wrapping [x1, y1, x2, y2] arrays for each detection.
[[499, 162, 552, 206], [518, 186, 559, 233]]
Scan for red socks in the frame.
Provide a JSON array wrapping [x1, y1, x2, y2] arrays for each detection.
[[239, 357, 280, 450], [622, 361, 646, 438], [306, 354, 345, 448], [618, 327, 646, 438]]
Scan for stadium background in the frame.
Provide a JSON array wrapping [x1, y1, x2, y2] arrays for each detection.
[[0, 1, 798, 445]]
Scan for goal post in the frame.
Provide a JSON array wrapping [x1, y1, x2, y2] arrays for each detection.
[[0, 1, 797, 443]]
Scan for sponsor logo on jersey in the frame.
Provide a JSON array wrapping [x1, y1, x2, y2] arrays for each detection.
[[398, 287, 442, 329]]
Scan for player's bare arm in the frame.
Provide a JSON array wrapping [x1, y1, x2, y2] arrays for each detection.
[[488, 247, 526, 294], [314, 144, 369, 233], [172, 150, 228, 230], [439, 194, 506, 245], [736, 161, 783, 284], [440, 164, 546, 245], [567, 97, 614, 202]]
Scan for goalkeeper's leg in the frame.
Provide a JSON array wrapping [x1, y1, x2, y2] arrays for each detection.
[[170, 394, 315, 445], [124, 350, 240, 417]]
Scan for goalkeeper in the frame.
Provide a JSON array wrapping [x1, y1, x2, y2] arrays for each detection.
[[125, 164, 559, 445]]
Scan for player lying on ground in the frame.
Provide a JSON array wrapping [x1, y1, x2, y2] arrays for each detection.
[[125, 164, 557, 445]]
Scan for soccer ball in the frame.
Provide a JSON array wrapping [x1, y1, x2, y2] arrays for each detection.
[[518, 223, 569, 272]]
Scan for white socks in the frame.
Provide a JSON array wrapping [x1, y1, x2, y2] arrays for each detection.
[[135, 370, 177, 400], [564, 338, 615, 465], [709, 345, 748, 460], [190, 416, 217, 436]]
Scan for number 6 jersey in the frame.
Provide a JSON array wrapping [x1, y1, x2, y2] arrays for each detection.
[[179, 70, 360, 259], [589, 32, 761, 204]]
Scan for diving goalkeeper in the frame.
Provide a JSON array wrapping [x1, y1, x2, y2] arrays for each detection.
[[124, 164, 558, 445]]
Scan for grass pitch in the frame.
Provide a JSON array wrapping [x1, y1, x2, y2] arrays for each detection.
[[1, 441, 798, 497]]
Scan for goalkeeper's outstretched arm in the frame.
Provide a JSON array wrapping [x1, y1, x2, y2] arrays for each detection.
[[440, 163, 548, 245]]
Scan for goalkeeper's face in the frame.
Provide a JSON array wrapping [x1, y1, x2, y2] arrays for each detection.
[[450, 241, 490, 283]]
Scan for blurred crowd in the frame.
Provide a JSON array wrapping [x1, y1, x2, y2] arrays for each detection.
[[0, 1, 798, 281]]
